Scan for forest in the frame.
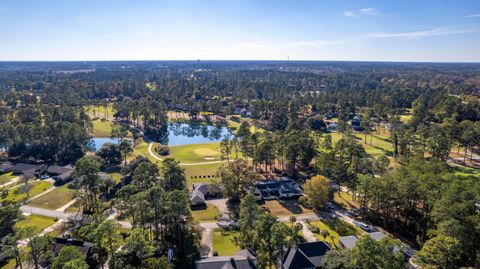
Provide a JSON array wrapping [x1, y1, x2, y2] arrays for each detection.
[[0, 61, 479, 269]]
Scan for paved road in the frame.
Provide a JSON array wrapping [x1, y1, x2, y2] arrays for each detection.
[[20, 206, 74, 220]]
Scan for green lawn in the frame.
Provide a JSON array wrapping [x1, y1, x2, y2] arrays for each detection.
[[86, 103, 115, 118], [91, 119, 114, 137], [168, 142, 243, 163], [322, 132, 393, 158], [2, 181, 53, 203], [192, 204, 220, 221], [27, 184, 75, 210], [108, 172, 124, 183], [309, 219, 364, 249], [333, 191, 360, 210], [0, 259, 17, 269], [451, 165, 480, 177], [15, 214, 56, 233], [213, 229, 240, 256], [0, 172, 15, 185], [309, 220, 341, 249]]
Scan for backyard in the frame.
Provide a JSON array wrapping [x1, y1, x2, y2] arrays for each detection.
[[212, 229, 240, 256]]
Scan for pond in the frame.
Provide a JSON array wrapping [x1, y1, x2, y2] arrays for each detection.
[[161, 122, 233, 146], [89, 137, 120, 151]]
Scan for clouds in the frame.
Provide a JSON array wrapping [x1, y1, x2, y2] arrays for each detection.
[[463, 13, 480, 18], [234, 40, 342, 50], [343, 11, 356, 17], [366, 27, 477, 39], [360, 8, 378, 16], [343, 7, 378, 17]]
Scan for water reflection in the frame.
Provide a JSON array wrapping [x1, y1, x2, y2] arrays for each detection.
[[161, 122, 233, 146]]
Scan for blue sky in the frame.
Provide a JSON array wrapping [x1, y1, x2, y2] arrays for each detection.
[[1, 0, 479, 62]]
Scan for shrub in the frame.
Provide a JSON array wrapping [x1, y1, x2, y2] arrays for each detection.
[[155, 145, 170, 156]]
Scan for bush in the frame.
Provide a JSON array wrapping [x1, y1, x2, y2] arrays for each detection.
[[309, 224, 320, 234], [155, 145, 170, 156]]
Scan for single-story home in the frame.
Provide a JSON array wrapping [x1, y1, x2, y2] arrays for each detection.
[[282, 241, 331, 269], [190, 190, 206, 206], [192, 183, 223, 198], [195, 249, 257, 269], [339, 235, 358, 250], [52, 238, 94, 258], [339, 231, 386, 250]]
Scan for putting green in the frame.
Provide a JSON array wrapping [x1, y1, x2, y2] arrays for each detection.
[[193, 147, 220, 157]]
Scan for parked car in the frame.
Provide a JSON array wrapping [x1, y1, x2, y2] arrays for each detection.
[[353, 221, 377, 232]]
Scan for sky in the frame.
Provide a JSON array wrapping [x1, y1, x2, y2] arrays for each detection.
[[0, 0, 480, 62]]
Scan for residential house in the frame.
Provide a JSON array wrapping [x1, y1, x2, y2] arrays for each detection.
[[282, 241, 331, 269], [255, 178, 303, 200], [0, 162, 14, 174], [190, 190, 206, 206], [195, 249, 257, 269]]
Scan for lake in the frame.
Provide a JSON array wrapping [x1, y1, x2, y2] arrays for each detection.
[[89, 137, 120, 151], [162, 122, 233, 146]]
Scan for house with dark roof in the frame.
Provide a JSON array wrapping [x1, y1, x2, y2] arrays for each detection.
[[195, 249, 257, 269], [0, 162, 14, 174], [282, 241, 331, 269], [192, 183, 223, 198], [255, 178, 303, 200], [190, 190, 206, 206]]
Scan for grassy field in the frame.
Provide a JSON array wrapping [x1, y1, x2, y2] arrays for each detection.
[[91, 119, 114, 137], [324, 132, 393, 158], [168, 142, 242, 163], [27, 184, 75, 210], [86, 103, 114, 118], [15, 214, 56, 232], [451, 165, 480, 177], [333, 191, 360, 210], [261, 199, 314, 216], [309, 219, 363, 249], [213, 229, 240, 256], [0, 172, 15, 185], [132, 140, 226, 188], [192, 204, 220, 221], [2, 181, 53, 203]]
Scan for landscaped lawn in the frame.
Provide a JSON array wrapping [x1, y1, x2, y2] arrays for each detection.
[[333, 191, 360, 210], [261, 199, 313, 216], [192, 204, 220, 221], [309, 218, 364, 250], [27, 184, 75, 210], [309, 220, 341, 249], [15, 214, 56, 233], [2, 181, 53, 203], [0, 172, 15, 185], [168, 142, 243, 163], [322, 132, 393, 158], [213, 229, 240, 256]]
